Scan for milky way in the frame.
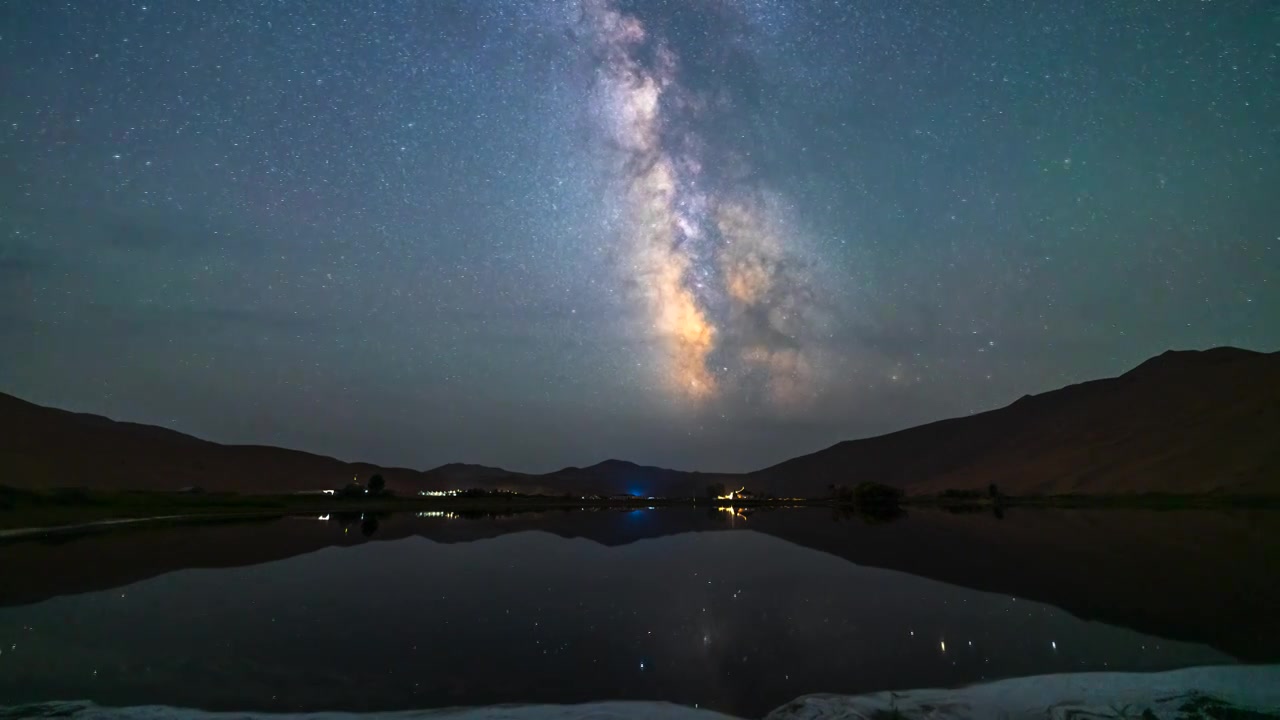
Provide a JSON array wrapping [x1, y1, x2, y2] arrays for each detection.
[[2, 0, 1275, 471], [584, 0, 824, 409]]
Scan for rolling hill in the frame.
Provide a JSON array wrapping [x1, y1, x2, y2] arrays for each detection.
[[750, 347, 1280, 496], [0, 393, 731, 496], [1, 347, 1276, 496]]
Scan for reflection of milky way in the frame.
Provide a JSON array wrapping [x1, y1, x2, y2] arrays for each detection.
[[585, 0, 817, 408]]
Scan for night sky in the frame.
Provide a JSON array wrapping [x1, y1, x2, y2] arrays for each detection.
[[2, 1, 1276, 473]]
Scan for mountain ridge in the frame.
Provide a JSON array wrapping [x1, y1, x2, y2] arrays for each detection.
[[2, 346, 1277, 496], [749, 346, 1279, 496]]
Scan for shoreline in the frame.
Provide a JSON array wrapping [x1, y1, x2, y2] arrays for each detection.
[[0, 511, 286, 541], [2, 490, 1276, 540], [0, 665, 1276, 720]]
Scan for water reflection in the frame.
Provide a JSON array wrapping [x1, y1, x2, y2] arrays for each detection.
[[0, 507, 1275, 717], [713, 506, 752, 525], [828, 502, 907, 524]]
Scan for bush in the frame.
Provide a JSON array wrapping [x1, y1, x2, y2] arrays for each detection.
[[338, 483, 366, 498], [852, 482, 904, 507], [0, 485, 26, 510], [50, 487, 97, 505]]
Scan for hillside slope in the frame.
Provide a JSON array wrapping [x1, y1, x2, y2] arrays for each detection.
[[2, 347, 1276, 496], [751, 348, 1280, 496], [0, 392, 432, 493], [0, 396, 724, 495]]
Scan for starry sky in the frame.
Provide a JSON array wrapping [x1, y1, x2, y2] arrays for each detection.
[[2, 1, 1276, 473]]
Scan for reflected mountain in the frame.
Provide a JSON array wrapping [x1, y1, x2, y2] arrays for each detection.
[[0, 511, 1256, 717], [1, 507, 1277, 667]]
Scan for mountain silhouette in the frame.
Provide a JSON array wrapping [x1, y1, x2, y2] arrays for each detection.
[[1, 347, 1277, 496], [749, 347, 1280, 496]]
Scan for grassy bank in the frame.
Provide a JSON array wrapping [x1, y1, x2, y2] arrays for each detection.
[[0, 486, 826, 533], [904, 492, 1280, 510], [2, 485, 1274, 535]]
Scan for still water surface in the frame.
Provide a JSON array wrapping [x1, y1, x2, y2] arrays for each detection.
[[0, 507, 1276, 716]]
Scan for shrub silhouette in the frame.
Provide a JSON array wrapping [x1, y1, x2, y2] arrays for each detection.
[[941, 488, 985, 500], [852, 481, 903, 507]]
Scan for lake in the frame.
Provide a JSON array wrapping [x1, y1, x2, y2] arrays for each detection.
[[0, 507, 1277, 717]]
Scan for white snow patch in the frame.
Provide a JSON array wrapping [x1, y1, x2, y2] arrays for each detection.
[[4, 667, 1277, 720], [766, 665, 1280, 720]]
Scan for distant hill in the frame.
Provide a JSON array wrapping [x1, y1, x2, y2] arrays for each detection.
[[0, 394, 730, 496], [1, 347, 1277, 496], [413, 458, 735, 497], [750, 347, 1280, 496], [0, 392, 430, 494]]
